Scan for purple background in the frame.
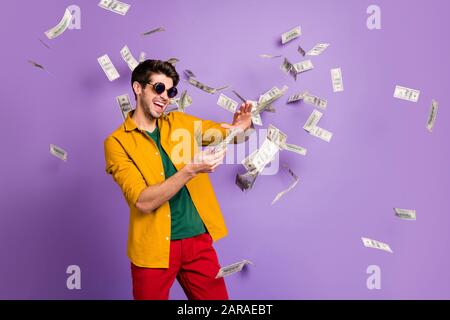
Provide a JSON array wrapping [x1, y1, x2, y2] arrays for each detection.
[[1, 0, 449, 299]]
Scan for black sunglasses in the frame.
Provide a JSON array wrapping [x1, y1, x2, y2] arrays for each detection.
[[145, 82, 178, 98]]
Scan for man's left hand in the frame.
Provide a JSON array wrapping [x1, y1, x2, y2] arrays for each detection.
[[221, 101, 253, 131]]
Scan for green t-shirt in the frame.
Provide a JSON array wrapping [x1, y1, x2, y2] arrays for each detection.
[[146, 126, 206, 240]]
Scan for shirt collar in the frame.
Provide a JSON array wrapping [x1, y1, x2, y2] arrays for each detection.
[[124, 109, 169, 132]]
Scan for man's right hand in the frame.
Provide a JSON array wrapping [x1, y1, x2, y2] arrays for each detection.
[[184, 148, 227, 176]]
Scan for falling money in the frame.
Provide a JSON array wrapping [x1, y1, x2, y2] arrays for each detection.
[[28, 60, 47, 72], [361, 237, 393, 253], [281, 26, 301, 44], [168, 91, 192, 113], [394, 85, 420, 103], [98, 0, 130, 15], [303, 92, 328, 109], [120, 45, 139, 71], [297, 45, 306, 56], [236, 170, 259, 191], [309, 126, 333, 143], [50, 144, 68, 161], [98, 54, 120, 81], [287, 92, 305, 104], [187, 78, 228, 94], [177, 90, 190, 112], [330, 68, 344, 92], [44, 8, 73, 39], [292, 60, 314, 74], [280, 58, 297, 80], [184, 69, 196, 78], [272, 165, 300, 205], [426, 99, 438, 132], [394, 208, 416, 220], [217, 94, 238, 113], [280, 143, 307, 156], [167, 58, 179, 66], [303, 109, 323, 132], [206, 128, 243, 154], [216, 260, 254, 278], [139, 52, 146, 63], [116, 94, 133, 119], [259, 54, 282, 59], [306, 43, 330, 56], [267, 124, 288, 147], [142, 26, 165, 36]]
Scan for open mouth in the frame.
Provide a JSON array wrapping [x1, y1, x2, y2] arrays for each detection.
[[153, 100, 166, 112]]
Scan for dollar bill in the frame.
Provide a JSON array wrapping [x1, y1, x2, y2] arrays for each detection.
[[28, 60, 46, 71], [287, 92, 305, 103], [168, 91, 193, 113], [394, 208, 416, 220], [280, 57, 293, 73], [272, 165, 299, 205], [232, 90, 247, 103], [426, 99, 438, 132], [257, 86, 288, 111], [236, 170, 259, 191], [39, 38, 51, 49], [98, 0, 130, 15], [306, 43, 330, 56], [281, 26, 301, 44], [241, 149, 260, 172], [298, 45, 306, 56], [120, 45, 139, 71], [303, 92, 327, 109], [188, 78, 228, 94], [394, 85, 420, 103], [184, 69, 196, 78], [309, 126, 333, 142], [50, 144, 67, 161], [252, 139, 280, 172], [251, 112, 263, 126], [292, 60, 314, 74], [280, 143, 307, 156], [303, 109, 323, 132], [267, 124, 288, 147], [98, 54, 120, 81], [139, 51, 146, 63], [142, 26, 165, 36], [177, 90, 189, 112], [167, 58, 179, 66], [217, 94, 238, 113], [45, 8, 72, 39], [206, 127, 243, 154], [361, 237, 393, 253], [330, 68, 344, 92], [259, 54, 282, 58], [216, 259, 254, 278], [280, 58, 297, 81], [116, 94, 133, 119]]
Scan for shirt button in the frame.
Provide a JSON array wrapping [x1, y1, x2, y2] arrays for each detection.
[[165, 237, 169, 241], [160, 172, 164, 176], [155, 152, 159, 155], [167, 214, 170, 218]]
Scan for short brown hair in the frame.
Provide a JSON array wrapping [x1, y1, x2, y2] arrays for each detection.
[[131, 59, 180, 100]]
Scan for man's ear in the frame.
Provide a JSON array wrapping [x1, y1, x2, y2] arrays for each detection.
[[132, 81, 142, 97]]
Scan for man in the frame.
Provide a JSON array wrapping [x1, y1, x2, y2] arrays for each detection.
[[104, 60, 253, 300]]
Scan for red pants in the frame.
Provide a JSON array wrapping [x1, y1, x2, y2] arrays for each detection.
[[131, 232, 229, 300]]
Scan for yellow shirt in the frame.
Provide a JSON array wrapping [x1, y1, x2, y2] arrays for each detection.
[[104, 110, 229, 268]]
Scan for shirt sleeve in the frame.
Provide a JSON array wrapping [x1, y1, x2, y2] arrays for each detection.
[[200, 119, 229, 146], [104, 136, 148, 207]]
